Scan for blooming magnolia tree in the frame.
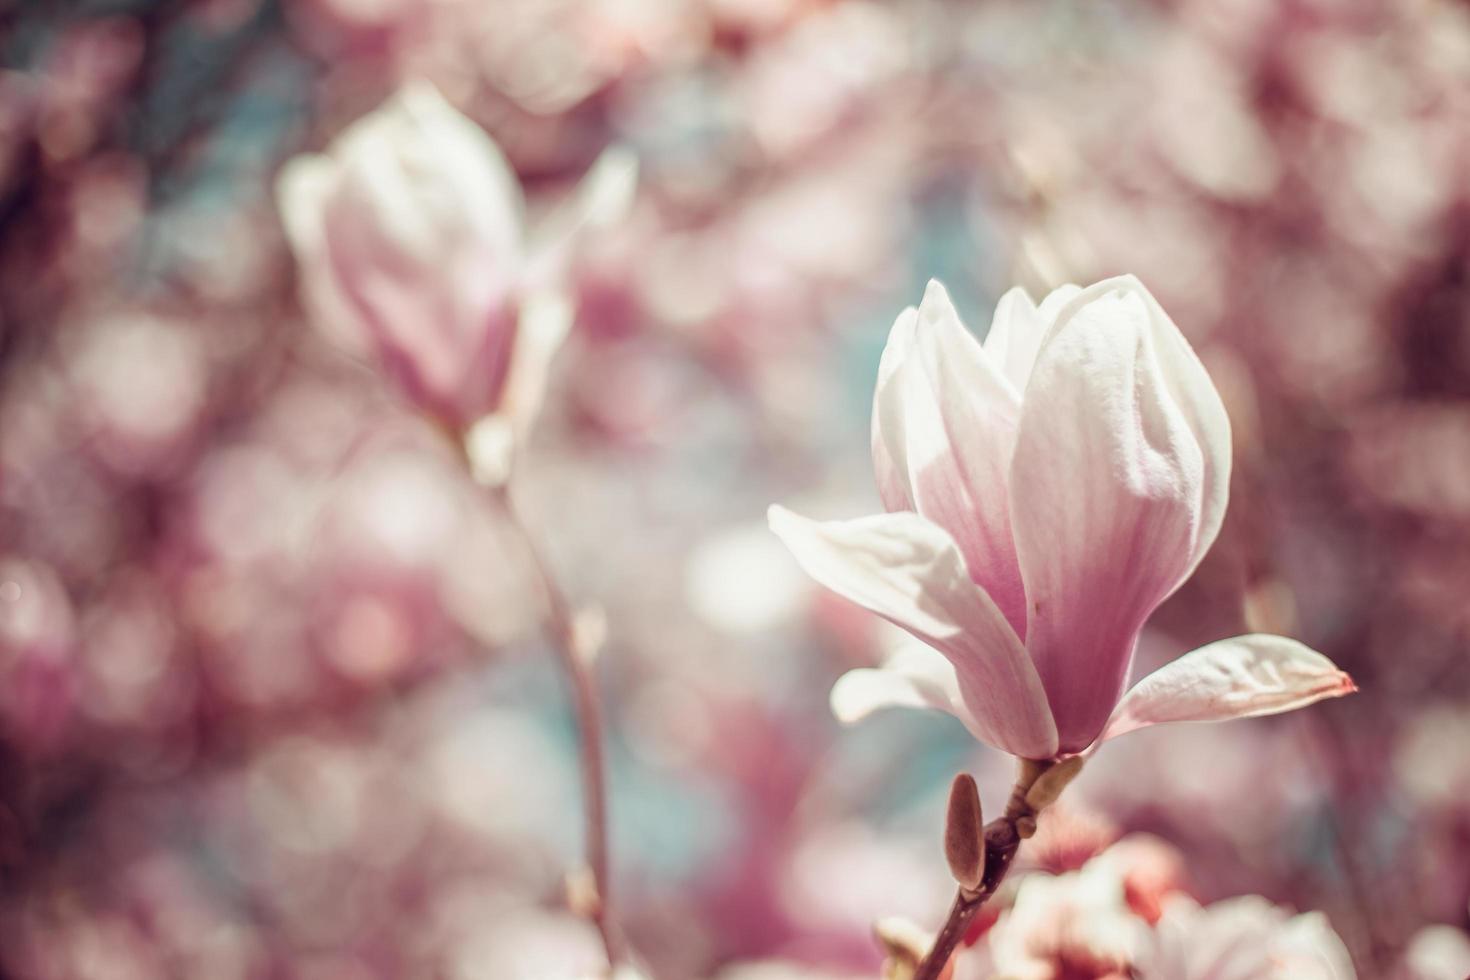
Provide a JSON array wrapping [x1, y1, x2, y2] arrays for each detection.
[[7, 1, 1466, 977]]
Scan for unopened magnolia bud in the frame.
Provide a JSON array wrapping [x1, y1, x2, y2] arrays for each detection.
[[944, 773, 986, 894], [1024, 755, 1085, 812]]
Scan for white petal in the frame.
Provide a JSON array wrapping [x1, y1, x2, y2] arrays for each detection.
[[871, 306, 919, 513], [1086, 276, 1231, 571], [1141, 895, 1356, 980], [1009, 281, 1206, 752], [276, 154, 333, 258], [1098, 634, 1356, 743], [770, 505, 1056, 758], [983, 286, 1043, 390], [524, 145, 639, 291], [575, 145, 639, 229], [497, 288, 573, 437], [830, 643, 964, 723], [275, 155, 368, 356], [329, 81, 526, 345], [1036, 283, 1084, 321], [982, 284, 1082, 390], [872, 282, 1028, 634], [345, 80, 525, 268]]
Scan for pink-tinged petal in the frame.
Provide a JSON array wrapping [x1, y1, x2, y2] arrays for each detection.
[[769, 505, 1057, 758], [321, 180, 515, 425], [1097, 635, 1357, 744], [832, 642, 1012, 746], [335, 81, 525, 272], [830, 643, 964, 723], [301, 82, 529, 427], [1102, 276, 1232, 571], [275, 155, 371, 358], [872, 281, 1029, 635], [1010, 283, 1206, 752]]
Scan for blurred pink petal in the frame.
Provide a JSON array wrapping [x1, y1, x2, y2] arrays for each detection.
[[768, 506, 1056, 759], [1098, 635, 1357, 744], [1139, 894, 1356, 980], [277, 81, 526, 430], [963, 857, 1147, 980]]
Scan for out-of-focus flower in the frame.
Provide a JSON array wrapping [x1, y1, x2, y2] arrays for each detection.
[[277, 80, 634, 446], [1393, 925, 1470, 980], [277, 81, 527, 432], [958, 836, 1354, 980], [714, 962, 869, 980], [67, 311, 208, 475], [0, 557, 77, 754], [771, 277, 1354, 759], [958, 857, 1147, 980], [1138, 894, 1357, 980], [444, 906, 608, 980]]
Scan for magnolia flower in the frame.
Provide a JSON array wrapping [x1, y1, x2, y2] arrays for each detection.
[[770, 277, 1355, 760], [962, 858, 1147, 980], [1139, 894, 1356, 980], [277, 81, 635, 444], [955, 841, 1356, 980]]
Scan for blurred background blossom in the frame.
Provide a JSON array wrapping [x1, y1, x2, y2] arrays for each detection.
[[1, 0, 1469, 977]]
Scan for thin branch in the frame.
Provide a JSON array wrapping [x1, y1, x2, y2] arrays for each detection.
[[912, 762, 1051, 980], [485, 481, 625, 969]]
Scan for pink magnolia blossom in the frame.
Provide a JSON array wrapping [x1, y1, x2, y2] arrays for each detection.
[[770, 277, 1355, 759], [276, 81, 633, 438]]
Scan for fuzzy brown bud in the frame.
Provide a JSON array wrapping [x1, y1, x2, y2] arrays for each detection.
[[943, 773, 986, 894]]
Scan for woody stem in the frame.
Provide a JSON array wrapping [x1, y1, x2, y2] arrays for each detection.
[[487, 482, 624, 968], [912, 765, 1049, 980]]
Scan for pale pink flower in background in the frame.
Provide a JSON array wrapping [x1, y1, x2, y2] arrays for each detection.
[[955, 856, 1146, 980], [714, 963, 869, 980], [957, 837, 1356, 980], [276, 81, 634, 443], [0, 557, 77, 753], [771, 277, 1355, 759], [1138, 894, 1356, 980], [1393, 925, 1470, 980]]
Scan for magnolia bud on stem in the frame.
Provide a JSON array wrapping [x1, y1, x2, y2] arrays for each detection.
[[910, 756, 1084, 980], [943, 774, 986, 896]]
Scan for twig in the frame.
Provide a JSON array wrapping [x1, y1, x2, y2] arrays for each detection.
[[912, 762, 1052, 980], [484, 481, 625, 968]]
